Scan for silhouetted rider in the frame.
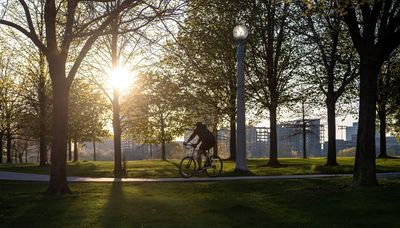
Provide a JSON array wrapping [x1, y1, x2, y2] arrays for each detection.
[[184, 122, 216, 171]]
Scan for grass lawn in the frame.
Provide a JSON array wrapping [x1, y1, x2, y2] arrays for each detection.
[[0, 177, 400, 227], [1, 157, 400, 178]]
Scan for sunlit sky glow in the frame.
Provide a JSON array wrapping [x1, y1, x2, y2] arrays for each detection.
[[108, 67, 135, 92]]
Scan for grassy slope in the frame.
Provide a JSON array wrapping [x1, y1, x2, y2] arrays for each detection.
[[0, 178, 400, 227], [1, 157, 399, 178]]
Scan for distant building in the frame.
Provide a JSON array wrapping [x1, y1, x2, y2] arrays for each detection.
[[323, 122, 400, 155], [121, 138, 152, 160], [121, 139, 184, 160], [346, 122, 358, 142], [235, 119, 324, 158], [181, 122, 325, 158], [247, 126, 269, 157], [277, 119, 323, 157], [323, 139, 355, 156]]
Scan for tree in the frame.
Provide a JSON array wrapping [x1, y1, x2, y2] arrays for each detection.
[[285, 87, 320, 159], [377, 56, 400, 158], [0, 132, 3, 163], [162, 0, 241, 160], [16, 37, 51, 166], [339, 0, 400, 186], [17, 52, 52, 165], [294, 1, 359, 166], [1, 22, 52, 165], [387, 79, 400, 141], [129, 71, 189, 160], [0, 51, 26, 164], [81, 0, 182, 176], [245, 0, 298, 167], [121, 89, 151, 145], [68, 78, 109, 162], [0, 0, 176, 194]]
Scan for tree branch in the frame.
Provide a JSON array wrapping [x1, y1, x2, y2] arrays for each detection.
[[0, 19, 47, 54], [342, 4, 363, 54]]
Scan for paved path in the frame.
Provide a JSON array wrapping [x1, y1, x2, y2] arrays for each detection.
[[1, 171, 400, 183]]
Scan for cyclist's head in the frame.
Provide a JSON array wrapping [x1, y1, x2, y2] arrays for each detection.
[[195, 122, 204, 128]]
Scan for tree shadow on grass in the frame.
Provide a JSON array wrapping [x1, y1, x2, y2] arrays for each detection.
[[377, 155, 400, 159], [257, 163, 293, 168], [100, 181, 127, 227], [7, 183, 81, 227], [223, 169, 257, 177], [99, 182, 173, 226], [252, 158, 303, 169], [312, 164, 353, 174], [165, 159, 180, 169], [199, 178, 392, 227]]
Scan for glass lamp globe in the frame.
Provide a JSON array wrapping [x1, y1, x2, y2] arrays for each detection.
[[233, 25, 249, 40]]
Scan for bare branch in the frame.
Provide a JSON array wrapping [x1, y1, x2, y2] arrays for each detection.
[[0, 19, 47, 54]]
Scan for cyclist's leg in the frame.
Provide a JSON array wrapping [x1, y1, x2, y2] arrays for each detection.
[[204, 141, 215, 167], [204, 150, 211, 166], [199, 142, 212, 169], [197, 149, 205, 170]]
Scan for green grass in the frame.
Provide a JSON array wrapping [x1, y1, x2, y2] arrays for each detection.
[[1, 178, 400, 227], [1, 157, 399, 178]]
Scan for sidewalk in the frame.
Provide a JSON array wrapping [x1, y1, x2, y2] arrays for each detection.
[[1, 171, 400, 183]]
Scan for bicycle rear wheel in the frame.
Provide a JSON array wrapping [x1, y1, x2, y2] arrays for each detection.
[[179, 156, 197, 178], [205, 155, 223, 177]]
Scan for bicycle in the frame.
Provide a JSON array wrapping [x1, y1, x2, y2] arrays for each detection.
[[179, 143, 223, 178]]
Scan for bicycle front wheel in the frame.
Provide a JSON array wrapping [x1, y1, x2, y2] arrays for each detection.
[[205, 155, 223, 177], [179, 156, 197, 178]]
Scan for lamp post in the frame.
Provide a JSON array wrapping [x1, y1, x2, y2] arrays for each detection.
[[233, 25, 249, 171]]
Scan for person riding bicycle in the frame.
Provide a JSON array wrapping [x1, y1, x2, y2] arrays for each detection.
[[183, 122, 216, 171]]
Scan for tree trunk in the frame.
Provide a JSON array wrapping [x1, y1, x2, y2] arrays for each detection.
[[378, 108, 387, 158], [229, 112, 236, 160], [39, 53, 48, 166], [112, 90, 123, 176], [267, 106, 280, 167], [18, 151, 23, 163], [161, 113, 166, 161], [352, 61, 379, 187], [25, 141, 28, 163], [326, 98, 338, 166], [93, 139, 96, 161], [68, 139, 72, 161], [12, 147, 16, 163], [111, 16, 123, 177], [0, 132, 3, 163], [302, 101, 307, 159], [149, 144, 153, 159], [212, 122, 218, 156], [73, 138, 78, 162], [302, 121, 307, 159], [161, 140, 166, 161], [6, 132, 12, 164], [47, 67, 71, 194]]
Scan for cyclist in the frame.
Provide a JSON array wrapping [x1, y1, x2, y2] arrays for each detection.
[[183, 122, 216, 172]]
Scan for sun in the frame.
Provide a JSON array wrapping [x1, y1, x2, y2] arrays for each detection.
[[108, 67, 133, 92]]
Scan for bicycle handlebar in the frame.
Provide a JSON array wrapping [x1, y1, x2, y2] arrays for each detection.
[[183, 143, 197, 148]]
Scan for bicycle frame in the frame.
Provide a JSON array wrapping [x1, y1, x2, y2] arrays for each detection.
[[180, 143, 223, 177], [184, 144, 210, 165], [184, 144, 197, 158]]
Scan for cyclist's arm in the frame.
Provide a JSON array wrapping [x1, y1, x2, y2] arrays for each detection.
[[186, 130, 197, 143], [195, 138, 201, 145]]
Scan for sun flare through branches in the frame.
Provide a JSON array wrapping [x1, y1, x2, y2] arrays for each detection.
[[108, 67, 134, 92]]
